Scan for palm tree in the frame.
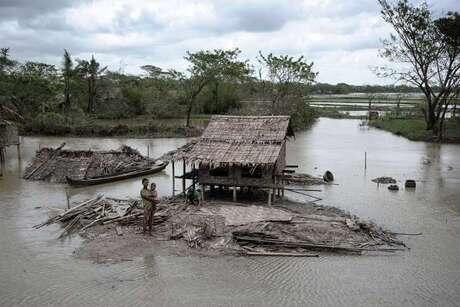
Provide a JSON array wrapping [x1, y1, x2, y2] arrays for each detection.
[[76, 55, 107, 113], [62, 49, 73, 110]]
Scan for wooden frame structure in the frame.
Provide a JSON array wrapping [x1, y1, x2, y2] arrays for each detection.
[[0, 120, 20, 177]]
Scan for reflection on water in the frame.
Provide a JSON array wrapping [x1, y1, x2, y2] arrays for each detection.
[[1, 119, 459, 306]]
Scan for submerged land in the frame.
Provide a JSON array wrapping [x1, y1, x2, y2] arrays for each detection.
[[1, 118, 458, 306]]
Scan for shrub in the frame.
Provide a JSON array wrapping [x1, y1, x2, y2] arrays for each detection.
[[26, 112, 71, 135]]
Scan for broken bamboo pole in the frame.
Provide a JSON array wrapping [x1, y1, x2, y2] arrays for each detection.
[[24, 142, 66, 180], [244, 251, 319, 257]]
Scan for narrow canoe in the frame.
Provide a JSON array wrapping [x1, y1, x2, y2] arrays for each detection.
[[66, 161, 169, 186]]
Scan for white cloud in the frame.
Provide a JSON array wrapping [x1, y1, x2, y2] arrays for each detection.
[[0, 0, 458, 84]]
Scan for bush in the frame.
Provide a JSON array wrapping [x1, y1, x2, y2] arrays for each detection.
[[25, 112, 71, 135]]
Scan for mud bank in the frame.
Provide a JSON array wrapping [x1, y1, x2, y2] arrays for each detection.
[[65, 196, 407, 264]]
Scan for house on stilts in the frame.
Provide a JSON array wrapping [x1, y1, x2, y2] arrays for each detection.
[[171, 115, 292, 205]]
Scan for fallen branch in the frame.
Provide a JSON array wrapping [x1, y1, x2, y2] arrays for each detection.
[[244, 251, 319, 257]]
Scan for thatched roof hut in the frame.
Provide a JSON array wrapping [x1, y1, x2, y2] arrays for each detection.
[[175, 115, 291, 167], [172, 115, 291, 204]]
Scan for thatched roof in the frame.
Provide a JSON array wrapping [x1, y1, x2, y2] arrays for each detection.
[[175, 115, 290, 166]]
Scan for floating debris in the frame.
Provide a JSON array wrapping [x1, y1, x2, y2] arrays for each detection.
[[282, 173, 327, 185], [372, 176, 396, 184], [405, 180, 416, 188], [323, 170, 334, 182]]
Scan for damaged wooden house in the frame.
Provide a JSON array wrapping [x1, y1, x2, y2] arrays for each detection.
[[172, 115, 292, 204]]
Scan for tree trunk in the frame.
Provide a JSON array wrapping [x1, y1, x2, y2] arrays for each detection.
[[214, 82, 219, 112], [185, 98, 194, 128], [64, 79, 70, 110], [87, 80, 92, 113]]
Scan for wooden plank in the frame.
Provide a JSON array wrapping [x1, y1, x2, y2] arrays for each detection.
[[244, 251, 318, 257], [233, 235, 405, 253]]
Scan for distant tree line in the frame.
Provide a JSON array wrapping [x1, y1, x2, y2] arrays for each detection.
[[307, 83, 421, 95], [0, 47, 319, 132]]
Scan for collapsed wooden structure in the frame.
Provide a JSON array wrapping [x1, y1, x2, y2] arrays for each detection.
[[170, 115, 292, 204], [0, 120, 20, 176], [23, 144, 160, 184]]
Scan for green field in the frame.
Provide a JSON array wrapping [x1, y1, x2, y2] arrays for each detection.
[[369, 118, 460, 143]]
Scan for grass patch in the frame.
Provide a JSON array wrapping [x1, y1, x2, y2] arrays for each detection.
[[370, 118, 460, 143]]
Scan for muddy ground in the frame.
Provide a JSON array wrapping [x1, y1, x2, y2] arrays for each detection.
[[73, 196, 405, 264]]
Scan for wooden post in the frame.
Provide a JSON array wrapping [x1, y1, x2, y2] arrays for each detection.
[[172, 160, 175, 196], [364, 152, 367, 170], [233, 186, 237, 202], [0, 147, 4, 177], [147, 144, 150, 159], [268, 189, 272, 206], [17, 143, 21, 161], [65, 188, 70, 209], [182, 159, 186, 195], [201, 184, 205, 202]]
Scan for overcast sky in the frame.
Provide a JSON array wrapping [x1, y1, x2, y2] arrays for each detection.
[[1, 0, 458, 84]]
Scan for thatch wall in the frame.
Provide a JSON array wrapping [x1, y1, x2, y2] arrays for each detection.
[[0, 120, 19, 147]]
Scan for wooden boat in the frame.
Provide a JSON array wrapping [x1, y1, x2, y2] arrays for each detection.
[[66, 161, 169, 186]]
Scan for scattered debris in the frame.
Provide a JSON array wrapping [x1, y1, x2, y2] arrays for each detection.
[[37, 195, 408, 260], [372, 176, 396, 184], [405, 180, 416, 188], [282, 173, 327, 185], [34, 195, 167, 238], [388, 184, 399, 191], [24, 145, 157, 183]]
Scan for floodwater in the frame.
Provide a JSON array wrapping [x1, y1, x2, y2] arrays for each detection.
[[1, 118, 459, 306]]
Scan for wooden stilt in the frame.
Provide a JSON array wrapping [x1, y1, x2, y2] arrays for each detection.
[[172, 160, 175, 196], [0, 147, 4, 177], [17, 143, 21, 160], [182, 159, 186, 195], [268, 189, 272, 206], [281, 179, 285, 198], [233, 185, 237, 202], [201, 184, 205, 202]]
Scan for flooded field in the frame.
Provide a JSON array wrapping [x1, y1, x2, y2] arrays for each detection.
[[1, 118, 459, 306]]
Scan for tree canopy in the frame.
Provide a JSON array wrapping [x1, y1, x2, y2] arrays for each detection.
[[377, 0, 460, 137]]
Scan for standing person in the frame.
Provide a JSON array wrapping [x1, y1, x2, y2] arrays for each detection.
[[140, 178, 156, 235]]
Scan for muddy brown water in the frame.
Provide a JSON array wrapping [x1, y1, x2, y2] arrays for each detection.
[[1, 118, 459, 306]]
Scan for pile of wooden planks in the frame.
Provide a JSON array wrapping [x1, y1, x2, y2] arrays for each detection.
[[34, 195, 166, 238]]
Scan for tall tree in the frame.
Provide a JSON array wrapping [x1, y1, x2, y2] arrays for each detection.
[[257, 52, 317, 114], [377, 0, 460, 137], [62, 49, 73, 110], [181, 48, 250, 127], [76, 55, 107, 113]]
